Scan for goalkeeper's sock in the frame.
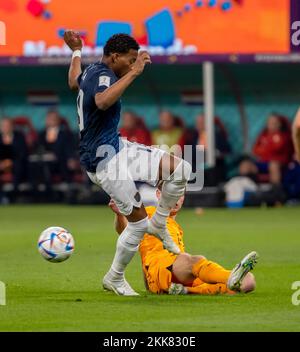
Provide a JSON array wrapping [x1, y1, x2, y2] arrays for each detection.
[[192, 258, 231, 284], [107, 217, 148, 280]]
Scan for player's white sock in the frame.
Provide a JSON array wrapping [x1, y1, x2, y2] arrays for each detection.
[[107, 217, 148, 280], [151, 159, 192, 228]]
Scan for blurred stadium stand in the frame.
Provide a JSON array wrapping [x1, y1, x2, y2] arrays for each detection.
[[1, 63, 300, 206], [1, 64, 299, 149]]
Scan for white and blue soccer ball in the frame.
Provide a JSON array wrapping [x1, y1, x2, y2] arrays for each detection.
[[38, 226, 75, 263]]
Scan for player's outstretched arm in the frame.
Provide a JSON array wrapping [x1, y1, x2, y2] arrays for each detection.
[[95, 51, 151, 111], [292, 108, 300, 162], [64, 30, 83, 90]]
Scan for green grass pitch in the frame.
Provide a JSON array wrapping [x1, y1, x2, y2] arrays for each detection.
[[0, 205, 299, 332]]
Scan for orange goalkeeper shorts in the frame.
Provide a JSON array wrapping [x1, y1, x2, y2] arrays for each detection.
[[142, 251, 177, 294]]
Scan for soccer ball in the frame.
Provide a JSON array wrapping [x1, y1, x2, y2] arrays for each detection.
[[38, 226, 75, 263]]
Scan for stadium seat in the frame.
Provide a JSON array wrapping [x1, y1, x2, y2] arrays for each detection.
[[145, 9, 175, 48], [95, 22, 132, 47]]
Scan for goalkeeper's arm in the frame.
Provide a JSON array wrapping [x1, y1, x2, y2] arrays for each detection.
[[108, 199, 128, 235]]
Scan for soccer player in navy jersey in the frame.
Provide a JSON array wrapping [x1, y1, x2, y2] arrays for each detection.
[[64, 31, 192, 296]]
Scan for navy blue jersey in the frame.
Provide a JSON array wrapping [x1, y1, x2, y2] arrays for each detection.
[[76, 62, 123, 172]]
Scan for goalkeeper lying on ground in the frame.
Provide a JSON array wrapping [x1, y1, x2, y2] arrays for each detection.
[[108, 188, 258, 295]]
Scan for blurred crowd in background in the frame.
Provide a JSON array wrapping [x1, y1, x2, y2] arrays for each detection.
[[1, 109, 300, 206]]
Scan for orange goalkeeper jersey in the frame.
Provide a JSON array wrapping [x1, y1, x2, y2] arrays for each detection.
[[139, 206, 185, 266]]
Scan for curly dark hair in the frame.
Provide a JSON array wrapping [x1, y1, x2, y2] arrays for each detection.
[[103, 33, 140, 56]]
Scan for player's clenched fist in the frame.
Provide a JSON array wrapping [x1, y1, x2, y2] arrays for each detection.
[[64, 30, 83, 51], [131, 50, 152, 76]]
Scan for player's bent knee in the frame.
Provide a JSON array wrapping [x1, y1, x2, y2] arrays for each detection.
[[127, 206, 147, 222], [190, 255, 206, 264], [173, 253, 193, 272], [172, 253, 195, 285], [177, 252, 191, 260], [240, 272, 256, 293]]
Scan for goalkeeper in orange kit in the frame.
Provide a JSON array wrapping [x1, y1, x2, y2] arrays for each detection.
[[108, 187, 258, 295]]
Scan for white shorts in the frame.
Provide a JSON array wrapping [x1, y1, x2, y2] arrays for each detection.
[[87, 140, 165, 216]]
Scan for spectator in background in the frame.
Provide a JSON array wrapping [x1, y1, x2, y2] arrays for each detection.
[[292, 108, 300, 162], [151, 111, 184, 156], [225, 155, 289, 208], [224, 158, 258, 208], [252, 114, 293, 185], [0, 118, 28, 189], [185, 114, 231, 183], [238, 157, 259, 183], [39, 110, 76, 184], [282, 108, 300, 201], [119, 111, 151, 145]]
